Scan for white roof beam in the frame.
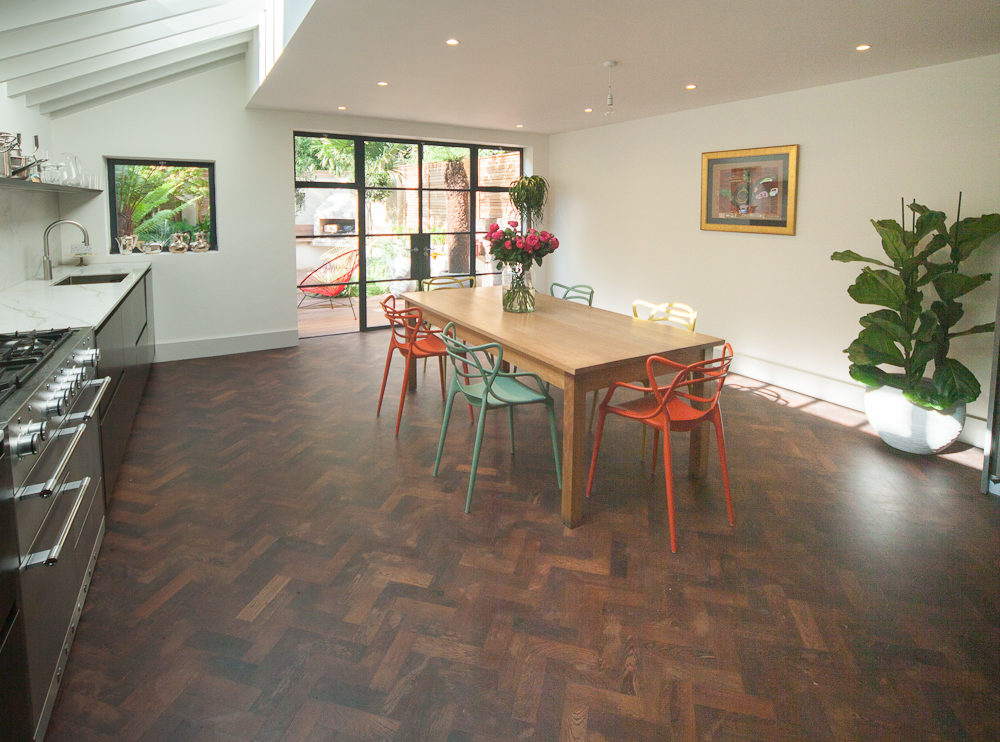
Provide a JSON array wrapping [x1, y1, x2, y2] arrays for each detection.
[[6, 17, 258, 96], [0, 2, 255, 80], [40, 47, 245, 116], [0, 1, 143, 34], [23, 33, 252, 107], [0, 0, 224, 61]]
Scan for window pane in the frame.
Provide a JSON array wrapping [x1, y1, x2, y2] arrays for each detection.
[[366, 189, 418, 234], [430, 233, 470, 276], [365, 141, 418, 188], [475, 192, 518, 231], [109, 160, 215, 252], [422, 191, 469, 234], [423, 146, 470, 189], [365, 236, 413, 282], [295, 187, 358, 242], [478, 148, 521, 187], [295, 136, 354, 183]]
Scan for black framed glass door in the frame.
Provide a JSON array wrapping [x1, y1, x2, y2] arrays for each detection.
[[294, 133, 522, 334]]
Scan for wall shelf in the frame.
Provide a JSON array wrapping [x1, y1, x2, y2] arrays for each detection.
[[0, 177, 101, 196]]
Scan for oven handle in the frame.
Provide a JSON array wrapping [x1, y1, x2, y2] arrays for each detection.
[[82, 375, 111, 421], [23, 376, 109, 500], [23, 476, 92, 568]]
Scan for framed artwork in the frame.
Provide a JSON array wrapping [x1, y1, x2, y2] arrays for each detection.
[[701, 144, 799, 235]]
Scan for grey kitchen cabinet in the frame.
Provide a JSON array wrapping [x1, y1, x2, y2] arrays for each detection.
[[94, 270, 154, 499]]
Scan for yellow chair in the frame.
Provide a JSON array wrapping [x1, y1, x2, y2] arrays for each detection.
[[421, 276, 476, 371], [631, 300, 697, 331], [422, 275, 476, 291]]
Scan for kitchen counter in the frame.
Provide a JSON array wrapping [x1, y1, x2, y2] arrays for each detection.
[[0, 262, 150, 333]]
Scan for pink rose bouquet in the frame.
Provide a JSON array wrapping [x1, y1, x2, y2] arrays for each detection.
[[483, 220, 559, 268]]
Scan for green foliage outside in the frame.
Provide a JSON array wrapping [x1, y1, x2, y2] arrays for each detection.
[[831, 199, 1000, 410], [114, 164, 209, 242]]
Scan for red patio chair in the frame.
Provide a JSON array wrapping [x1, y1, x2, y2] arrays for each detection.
[[297, 249, 360, 317]]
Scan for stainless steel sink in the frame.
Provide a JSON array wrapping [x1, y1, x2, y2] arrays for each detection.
[[53, 273, 128, 286]]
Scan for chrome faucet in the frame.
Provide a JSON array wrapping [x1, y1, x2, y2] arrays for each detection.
[[42, 219, 90, 280]]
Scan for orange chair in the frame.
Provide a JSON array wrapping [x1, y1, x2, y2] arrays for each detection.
[[376, 294, 448, 436], [587, 344, 734, 553], [297, 249, 360, 317]]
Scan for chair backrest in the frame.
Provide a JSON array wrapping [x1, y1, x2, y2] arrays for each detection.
[[380, 294, 428, 349], [632, 299, 697, 331], [423, 275, 476, 291], [648, 343, 733, 418], [439, 323, 504, 399], [299, 249, 359, 297], [551, 282, 594, 305]]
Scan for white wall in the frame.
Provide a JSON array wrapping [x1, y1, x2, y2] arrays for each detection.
[[0, 84, 58, 290], [546, 55, 1000, 444], [48, 60, 548, 361]]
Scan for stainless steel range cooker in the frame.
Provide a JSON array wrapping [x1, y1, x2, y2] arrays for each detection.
[[0, 328, 109, 742]]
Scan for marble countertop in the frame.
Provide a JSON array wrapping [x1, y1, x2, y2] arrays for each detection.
[[0, 262, 150, 333]]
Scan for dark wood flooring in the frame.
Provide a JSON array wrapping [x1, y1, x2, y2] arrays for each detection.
[[45, 332, 999, 741]]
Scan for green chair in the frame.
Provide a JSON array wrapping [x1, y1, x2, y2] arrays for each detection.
[[433, 323, 562, 513], [550, 282, 594, 305]]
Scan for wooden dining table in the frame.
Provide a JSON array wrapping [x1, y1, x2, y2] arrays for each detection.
[[402, 286, 725, 528]]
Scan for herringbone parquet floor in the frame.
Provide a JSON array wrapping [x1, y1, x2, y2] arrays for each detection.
[[45, 332, 999, 741]]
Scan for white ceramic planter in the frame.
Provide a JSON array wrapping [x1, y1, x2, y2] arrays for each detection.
[[863, 384, 966, 454]]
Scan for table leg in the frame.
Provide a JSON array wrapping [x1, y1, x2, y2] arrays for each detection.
[[688, 348, 712, 478], [407, 353, 417, 391], [561, 375, 586, 528]]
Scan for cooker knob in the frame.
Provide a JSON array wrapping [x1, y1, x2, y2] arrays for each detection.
[[54, 374, 80, 393], [38, 392, 65, 417], [75, 348, 100, 367], [11, 426, 45, 457], [24, 420, 47, 441]]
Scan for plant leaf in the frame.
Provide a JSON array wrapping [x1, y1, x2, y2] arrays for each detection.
[[950, 321, 996, 338], [845, 327, 905, 367], [916, 261, 953, 286], [934, 272, 991, 302], [930, 299, 964, 331], [951, 213, 1000, 260], [847, 267, 906, 310], [830, 250, 891, 267], [859, 309, 910, 349], [933, 358, 981, 405], [870, 219, 909, 265], [912, 206, 947, 241], [849, 364, 895, 388]]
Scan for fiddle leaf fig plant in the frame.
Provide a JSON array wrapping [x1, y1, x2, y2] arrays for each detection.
[[831, 198, 1000, 410]]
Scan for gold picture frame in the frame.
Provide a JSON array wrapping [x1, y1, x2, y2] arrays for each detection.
[[701, 145, 799, 235]]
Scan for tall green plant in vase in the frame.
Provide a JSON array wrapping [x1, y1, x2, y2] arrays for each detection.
[[831, 197, 1000, 452], [509, 175, 548, 231]]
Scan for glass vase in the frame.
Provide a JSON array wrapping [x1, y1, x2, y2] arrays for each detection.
[[501, 263, 535, 313]]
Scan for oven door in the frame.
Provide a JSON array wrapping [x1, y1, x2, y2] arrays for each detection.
[[17, 382, 108, 738], [14, 377, 109, 558]]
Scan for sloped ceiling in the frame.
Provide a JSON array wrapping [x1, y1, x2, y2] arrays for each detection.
[[0, 0, 261, 118]]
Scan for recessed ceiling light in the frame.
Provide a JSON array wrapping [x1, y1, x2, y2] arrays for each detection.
[[685, 84, 697, 90], [376, 81, 388, 86], [337, 105, 347, 111], [856, 44, 871, 51], [584, 108, 593, 113], [445, 38, 460, 46], [515, 124, 524, 128]]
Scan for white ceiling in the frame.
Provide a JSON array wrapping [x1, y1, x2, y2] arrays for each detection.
[[251, 0, 1000, 133], [0, 0, 261, 118], [2, 1, 998, 130]]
